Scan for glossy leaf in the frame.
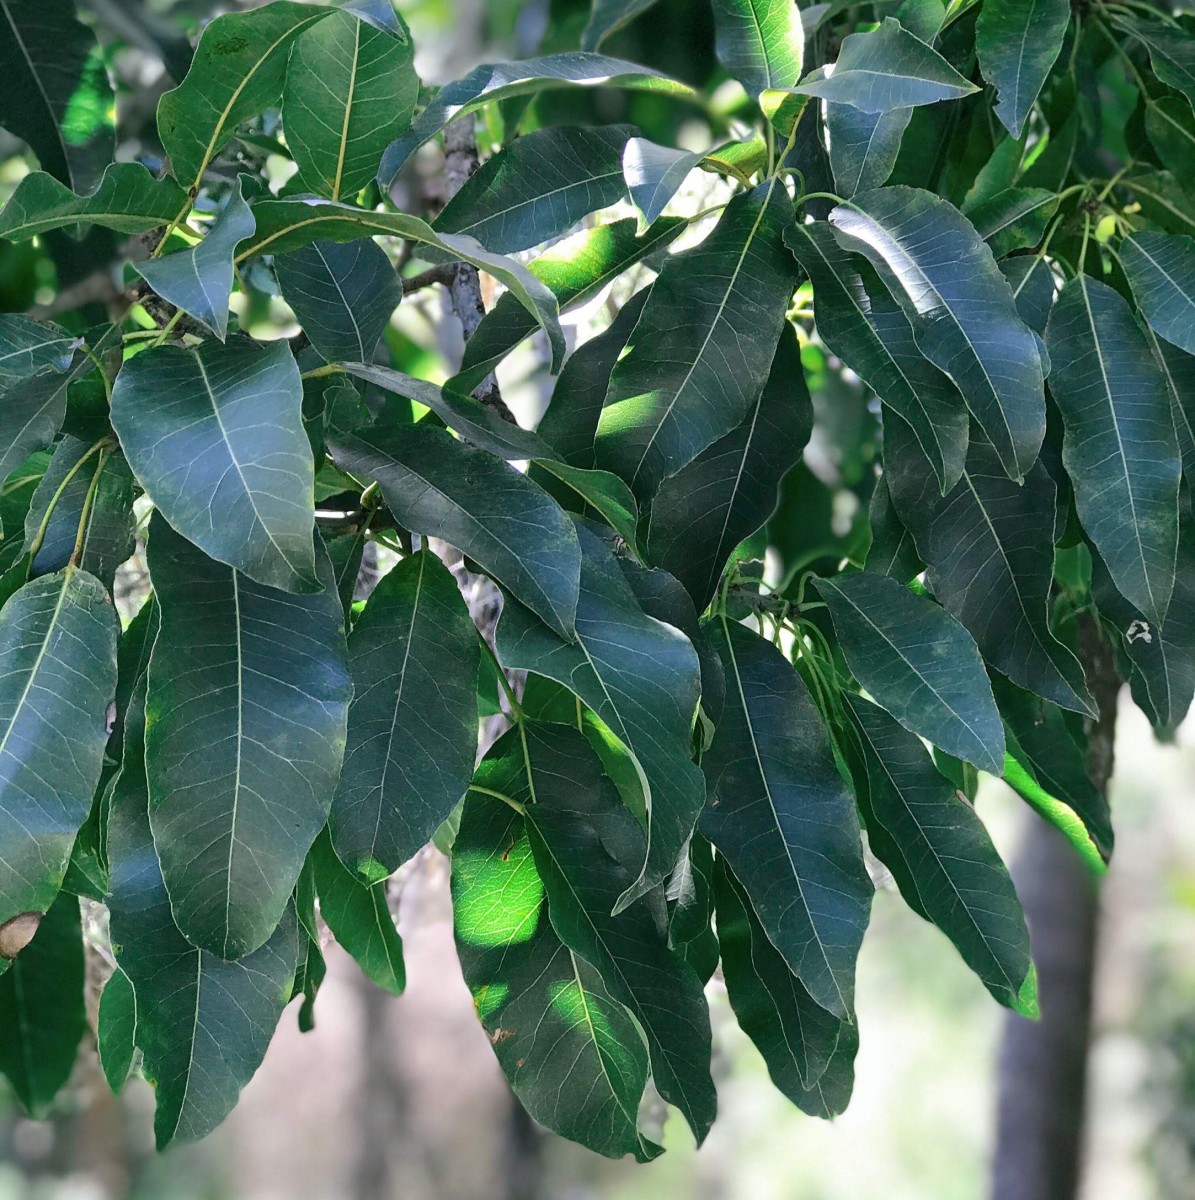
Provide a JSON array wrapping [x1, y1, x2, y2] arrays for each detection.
[[145, 516, 351, 959], [965, 187, 1057, 258], [622, 139, 704, 226], [1113, 15, 1195, 112], [0, 316, 76, 387], [97, 966, 138, 1093], [827, 104, 912, 197], [435, 125, 632, 254], [1045, 274, 1181, 625], [329, 550, 478, 883], [711, 0, 804, 97], [276, 238, 400, 363], [830, 186, 1046, 481], [1121, 230, 1195, 358], [283, 8, 417, 200], [701, 619, 872, 1018], [0, 568, 117, 929], [329, 424, 582, 639], [111, 336, 319, 593], [594, 181, 798, 501], [976, 0, 1071, 138]]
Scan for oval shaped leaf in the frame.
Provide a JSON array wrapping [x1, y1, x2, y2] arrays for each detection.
[[712, 0, 804, 97]]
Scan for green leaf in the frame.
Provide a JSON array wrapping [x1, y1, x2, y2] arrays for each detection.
[[135, 176, 256, 340], [976, 0, 1071, 138], [106, 660, 300, 1148], [0, 567, 117, 929], [795, 18, 978, 112], [843, 693, 1034, 1012], [827, 104, 912, 197], [883, 416, 1095, 716], [435, 125, 632, 254], [310, 829, 405, 993], [1147, 328, 1195, 480], [646, 323, 812, 611], [329, 425, 582, 639], [276, 238, 400, 363], [0, 316, 77, 386], [713, 858, 857, 1116], [581, 0, 663, 50], [242, 198, 565, 370], [830, 186, 1046, 481], [283, 8, 417, 201], [0, 162, 188, 241], [377, 53, 694, 186], [452, 733, 661, 1161], [329, 550, 478, 883], [622, 139, 704, 226], [1121, 230, 1195, 358], [111, 335, 320, 593], [785, 219, 967, 492], [158, 1, 334, 192], [1145, 96, 1195, 180], [0, 0, 114, 193], [815, 571, 1005, 775], [516, 724, 717, 1144], [965, 187, 1058, 258], [594, 181, 798, 502], [144, 515, 351, 959], [0, 892, 85, 1115], [1113, 15, 1195, 114], [495, 522, 704, 908], [1045, 274, 1181, 626], [453, 216, 683, 392], [701, 620, 873, 1018], [97, 966, 138, 1093], [711, 0, 804, 97], [292, 857, 326, 1032]]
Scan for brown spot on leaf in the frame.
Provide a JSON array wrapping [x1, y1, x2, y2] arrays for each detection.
[[0, 912, 42, 959], [490, 1028, 516, 1044]]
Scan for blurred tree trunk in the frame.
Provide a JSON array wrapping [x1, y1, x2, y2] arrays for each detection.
[[990, 619, 1119, 1200]]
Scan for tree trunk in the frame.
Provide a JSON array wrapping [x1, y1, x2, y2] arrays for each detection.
[[989, 618, 1120, 1200]]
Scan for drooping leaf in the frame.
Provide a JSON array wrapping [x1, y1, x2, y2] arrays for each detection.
[[826, 103, 912, 197], [622, 139, 704, 227], [241, 198, 564, 369], [829, 186, 1046, 481], [843, 693, 1034, 1013], [516, 724, 717, 1144], [0, 0, 114, 193], [581, 0, 662, 49], [713, 858, 857, 1116], [0, 891, 85, 1115], [111, 335, 320, 593], [815, 571, 1005, 775], [965, 187, 1058, 258], [0, 315, 77, 387], [1121, 230, 1195, 358], [0, 567, 117, 929], [329, 549, 478, 883], [135, 176, 256, 340], [976, 0, 1071, 138], [377, 53, 693, 186], [711, 0, 804, 97], [292, 856, 326, 1032], [435, 125, 633, 254], [0, 163, 188, 241], [785, 219, 967, 491], [795, 18, 978, 112], [701, 619, 873, 1018], [646, 323, 813, 612], [97, 966, 138, 1093], [452, 733, 662, 1161], [1113, 15, 1195, 113], [594, 181, 798, 502], [329, 424, 582, 639], [1145, 96, 1195, 181], [1146, 328, 1195, 480], [496, 523, 702, 906], [144, 516, 351, 960], [276, 238, 400, 363], [310, 829, 405, 993], [283, 7, 417, 201], [1045, 273, 1181, 625]]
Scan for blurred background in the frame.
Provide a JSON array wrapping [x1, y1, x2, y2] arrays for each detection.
[[2, 0, 1193, 1195]]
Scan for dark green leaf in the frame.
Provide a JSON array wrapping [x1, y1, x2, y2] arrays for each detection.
[[1045, 274, 1181, 625], [795, 19, 978, 112], [1121, 230, 1195, 357], [965, 187, 1058, 257], [111, 336, 320, 593], [711, 0, 804, 97], [97, 966, 138, 1093], [1113, 15, 1195, 114], [0, 567, 117, 929], [976, 0, 1071, 138], [276, 238, 400, 363], [830, 186, 1045, 481], [827, 104, 912, 197], [843, 693, 1034, 1013], [283, 8, 417, 201], [1147, 328, 1195, 479], [594, 181, 798, 502], [330, 549, 478, 882], [581, 0, 662, 49], [435, 125, 632, 254], [622, 139, 704, 226], [0, 316, 77, 386], [1145, 96, 1195, 180], [701, 620, 873, 1018], [292, 857, 326, 1032], [144, 516, 351, 959], [135, 176, 256, 340], [496, 522, 704, 907], [0, 892, 85, 1115]]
